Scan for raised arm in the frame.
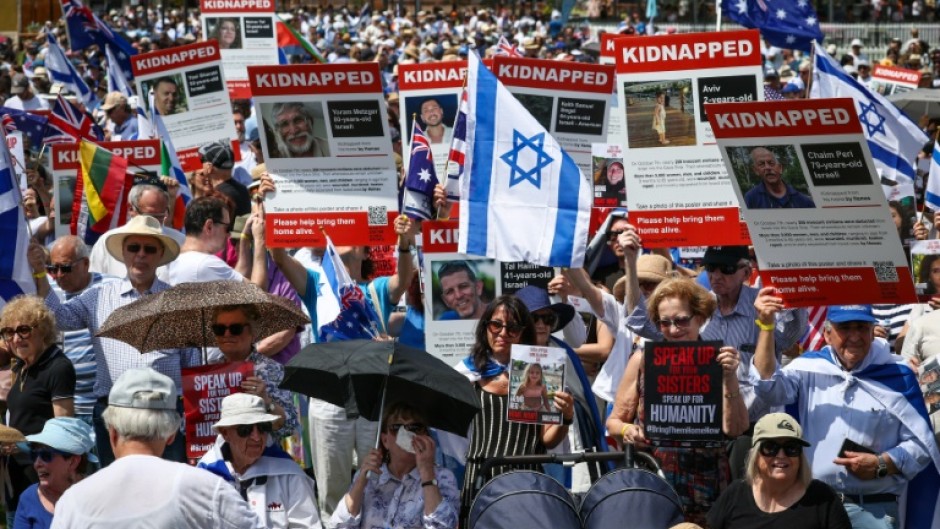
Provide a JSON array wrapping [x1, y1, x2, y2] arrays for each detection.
[[754, 287, 785, 379], [385, 215, 417, 304]]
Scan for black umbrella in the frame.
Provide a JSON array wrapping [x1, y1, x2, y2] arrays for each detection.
[[281, 340, 479, 436]]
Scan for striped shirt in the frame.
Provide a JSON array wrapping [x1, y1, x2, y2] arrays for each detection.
[[45, 278, 202, 397], [872, 303, 916, 353], [49, 272, 121, 416], [628, 285, 807, 422]]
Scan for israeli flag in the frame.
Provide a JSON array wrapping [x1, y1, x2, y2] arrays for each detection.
[[811, 41, 927, 185], [927, 141, 940, 211], [44, 33, 98, 109], [458, 52, 592, 268], [0, 129, 36, 308]]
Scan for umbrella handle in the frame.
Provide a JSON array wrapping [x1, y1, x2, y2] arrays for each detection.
[[366, 374, 389, 480]]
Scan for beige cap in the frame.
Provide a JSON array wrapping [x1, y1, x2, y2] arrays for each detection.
[[100, 91, 127, 111], [636, 254, 673, 283], [752, 412, 810, 447]]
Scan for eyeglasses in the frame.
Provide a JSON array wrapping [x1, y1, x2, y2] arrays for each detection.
[[655, 316, 694, 330], [759, 440, 803, 458], [125, 243, 160, 255], [389, 422, 428, 434], [234, 422, 273, 438], [0, 325, 34, 341], [704, 263, 748, 275], [214, 219, 232, 233], [485, 320, 524, 337], [607, 229, 625, 241], [211, 323, 250, 336], [532, 312, 558, 328], [30, 447, 71, 463], [45, 260, 82, 275]]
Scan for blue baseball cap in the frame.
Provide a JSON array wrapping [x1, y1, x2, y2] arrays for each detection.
[[26, 417, 98, 462], [827, 305, 877, 324]]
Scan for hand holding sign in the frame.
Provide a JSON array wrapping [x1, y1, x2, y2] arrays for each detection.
[[754, 286, 784, 324]]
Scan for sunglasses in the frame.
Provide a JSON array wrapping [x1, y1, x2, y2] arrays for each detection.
[[485, 320, 524, 336], [31, 447, 71, 463], [655, 315, 694, 330], [125, 243, 160, 255], [0, 325, 34, 341], [234, 422, 273, 438], [704, 263, 748, 275], [45, 260, 81, 275], [532, 312, 558, 327], [759, 440, 803, 458], [211, 323, 250, 337], [607, 229, 625, 241], [389, 422, 428, 434]]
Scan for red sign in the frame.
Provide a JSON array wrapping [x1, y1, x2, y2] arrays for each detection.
[[181, 361, 254, 459], [398, 62, 468, 91], [706, 98, 862, 139], [248, 63, 384, 96], [199, 0, 274, 13], [761, 266, 917, 307], [629, 207, 751, 248], [132, 41, 222, 77], [265, 211, 398, 247], [614, 30, 761, 74], [493, 57, 615, 94]]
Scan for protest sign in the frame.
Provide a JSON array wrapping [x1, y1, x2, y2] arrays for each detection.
[[200, 0, 278, 99], [911, 240, 940, 301], [422, 220, 554, 363], [592, 143, 625, 207], [181, 361, 254, 459], [493, 56, 615, 179], [708, 97, 917, 306], [600, 33, 630, 148], [870, 65, 921, 96], [613, 30, 761, 247], [643, 340, 723, 445], [918, 356, 940, 415], [508, 344, 566, 425], [248, 63, 398, 247], [6, 132, 24, 189], [398, 61, 467, 178], [47, 140, 161, 239], [131, 40, 240, 171]]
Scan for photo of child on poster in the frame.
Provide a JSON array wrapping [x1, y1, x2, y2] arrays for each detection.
[[508, 344, 566, 425], [623, 79, 695, 148]]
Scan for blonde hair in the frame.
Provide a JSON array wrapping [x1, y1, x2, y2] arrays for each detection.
[[744, 441, 812, 488], [515, 362, 545, 396], [646, 278, 716, 323], [0, 295, 57, 348]]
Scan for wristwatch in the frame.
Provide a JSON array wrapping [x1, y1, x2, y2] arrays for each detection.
[[398, 245, 415, 254], [421, 479, 438, 488], [876, 454, 888, 478]]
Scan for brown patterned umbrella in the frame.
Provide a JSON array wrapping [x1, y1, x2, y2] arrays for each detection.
[[96, 280, 309, 353]]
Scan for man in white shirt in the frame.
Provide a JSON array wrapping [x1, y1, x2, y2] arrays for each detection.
[[51, 368, 263, 529], [5, 74, 50, 111]]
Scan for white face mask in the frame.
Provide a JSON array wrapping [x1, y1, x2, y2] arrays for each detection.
[[395, 426, 416, 454]]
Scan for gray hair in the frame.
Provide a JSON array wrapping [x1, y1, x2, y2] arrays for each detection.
[[50, 235, 90, 260], [744, 441, 812, 488], [271, 102, 316, 157], [128, 184, 170, 210], [102, 405, 181, 442]]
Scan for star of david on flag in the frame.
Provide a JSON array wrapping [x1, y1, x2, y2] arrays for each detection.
[[401, 120, 439, 221], [810, 42, 927, 187], [458, 51, 592, 268], [0, 128, 35, 308]]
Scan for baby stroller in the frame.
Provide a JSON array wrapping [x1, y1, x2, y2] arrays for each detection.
[[468, 448, 682, 529]]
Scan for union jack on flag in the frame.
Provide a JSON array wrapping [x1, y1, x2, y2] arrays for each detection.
[[443, 88, 468, 202], [495, 36, 522, 57], [1, 115, 13, 135], [0, 107, 50, 150], [61, 0, 116, 48], [401, 121, 439, 220], [48, 95, 104, 143], [317, 234, 383, 342]]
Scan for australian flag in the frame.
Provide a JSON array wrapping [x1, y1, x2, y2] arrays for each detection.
[[317, 235, 383, 341], [0, 128, 35, 308], [721, 0, 823, 52], [401, 121, 439, 220], [60, 0, 137, 83], [0, 107, 49, 151], [48, 95, 105, 142]]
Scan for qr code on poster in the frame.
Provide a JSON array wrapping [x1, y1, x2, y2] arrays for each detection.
[[368, 206, 388, 226], [873, 261, 898, 283]]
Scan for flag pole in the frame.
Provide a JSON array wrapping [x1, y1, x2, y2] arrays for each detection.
[[1, 129, 34, 239], [437, 76, 468, 221]]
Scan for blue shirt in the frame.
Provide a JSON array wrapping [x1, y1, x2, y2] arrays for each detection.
[[13, 484, 52, 529], [744, 182, 816, 209]]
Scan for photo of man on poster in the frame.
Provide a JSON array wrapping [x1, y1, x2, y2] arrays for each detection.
[[419, 97, 452, 145], [265, 102, 331, 158], [149, 76, 187, 116], [741, 146, 816, 209], [434, 260, 490, 321]]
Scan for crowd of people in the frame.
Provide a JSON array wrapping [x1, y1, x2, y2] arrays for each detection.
[[0, 3, 940, 529]]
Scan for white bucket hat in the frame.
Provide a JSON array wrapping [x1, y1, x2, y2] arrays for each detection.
[[212, 393, 279, 431]]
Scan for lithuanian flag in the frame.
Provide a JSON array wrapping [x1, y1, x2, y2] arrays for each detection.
[[73, 140, 131, 243]]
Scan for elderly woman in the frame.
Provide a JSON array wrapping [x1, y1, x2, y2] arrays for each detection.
[[707, 413, 851, 529], [606, 278, 748, 524], [456, 295, 575, 524], [15, 418, 95, 529], [198, 393, 319, 528], [332, 402, 459, 529], [1, 296, 75, 524], [209, 304, 298, 439]]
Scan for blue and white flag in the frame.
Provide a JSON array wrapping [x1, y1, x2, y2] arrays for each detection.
[[458, 52, 592, 268], [811, 42, 928, 186], [401, 121, 439, 220], [151, 96, 191, 223], [108, 46, 151, 140], [721, 0, 823, 52], [44, 33, 98, 108], [0, 129, 36, 308], [0, 107, 48, 151], [318, 235, 382, 341], [926, 141, 940, 211]]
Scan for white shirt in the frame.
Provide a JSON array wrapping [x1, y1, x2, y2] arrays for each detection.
[[591, 291, 636, 403], [88, 225, 185, 283], [166, 251, 243, 285], [51, 454, 264, 529], [5, 94, 49, 111]]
